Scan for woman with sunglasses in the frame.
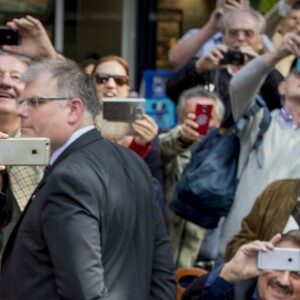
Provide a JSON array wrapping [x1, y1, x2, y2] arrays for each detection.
[[92, 55, 165, 214]]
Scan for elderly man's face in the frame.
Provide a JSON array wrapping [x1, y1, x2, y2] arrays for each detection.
[[222, 11, 263, 53], [258, 240, 300, 300], [0, 55, 27, 115]]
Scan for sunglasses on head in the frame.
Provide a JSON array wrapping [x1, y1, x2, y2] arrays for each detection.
[[94, 73, 129, 86]]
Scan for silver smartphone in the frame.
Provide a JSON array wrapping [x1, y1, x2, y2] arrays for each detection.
[[0, 138, 51, 165], [258, 247, 300, 272], [102, 98, 145, 122]]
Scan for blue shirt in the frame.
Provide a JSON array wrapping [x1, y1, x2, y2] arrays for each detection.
[[204, 264, 258, 299]]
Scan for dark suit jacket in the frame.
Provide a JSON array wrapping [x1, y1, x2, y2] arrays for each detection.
[[182, 273, 257, 300], [0, 129, 176, 300]]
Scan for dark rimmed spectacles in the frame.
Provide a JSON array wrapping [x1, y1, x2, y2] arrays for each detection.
[[94, 73, 129, 86], [16, 96, 71, 109]]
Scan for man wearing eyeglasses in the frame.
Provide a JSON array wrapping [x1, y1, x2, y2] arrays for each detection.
[[0, 58, 176, 300]]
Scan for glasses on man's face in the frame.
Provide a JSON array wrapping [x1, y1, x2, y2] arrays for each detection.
[[16, 96, 71, 109], [94, 73, 129, 86], [290, 69, 300, 79]]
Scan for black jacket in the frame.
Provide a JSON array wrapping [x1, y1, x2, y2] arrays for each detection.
[[166, 57, 283, 127], [0, 129, 176, 300]]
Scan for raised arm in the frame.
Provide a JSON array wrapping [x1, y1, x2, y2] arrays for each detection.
[[4, 15, 58, 60], [168, 0, 244, 67], [230, 30, 300, 120]]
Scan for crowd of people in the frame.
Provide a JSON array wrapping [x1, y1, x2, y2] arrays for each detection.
[[0, 0, 300, 299]]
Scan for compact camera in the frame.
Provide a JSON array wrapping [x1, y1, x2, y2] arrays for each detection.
[[0, 26, 21, 45], [220, 50, 244, 66]]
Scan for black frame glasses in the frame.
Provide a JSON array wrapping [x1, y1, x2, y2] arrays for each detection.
[[94, 73, 129, 86], [16, 96, 71, 109]]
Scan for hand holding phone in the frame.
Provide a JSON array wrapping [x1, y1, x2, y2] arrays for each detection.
[[195, 104, 213, 135], [0, 26, 20, 45]]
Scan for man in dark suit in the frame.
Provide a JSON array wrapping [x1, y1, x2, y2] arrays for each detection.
[[0, 58, 176, 300]]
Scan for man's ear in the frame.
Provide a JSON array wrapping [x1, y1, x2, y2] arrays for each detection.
[[278, 80, 287, 96], [67, 98, 84, 124]]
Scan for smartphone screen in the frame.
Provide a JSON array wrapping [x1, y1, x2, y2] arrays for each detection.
[[195, 104, 213, 135]]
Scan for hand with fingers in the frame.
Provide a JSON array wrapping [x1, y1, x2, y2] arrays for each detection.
[[179, 112, 202, 144], [239, 45, 260, 63], [195, 44, 229, 73], [131, 114, 158, 146], [281, 31, 300, 57], [219, 233, 282, 283], [4, 15, 58, 60]]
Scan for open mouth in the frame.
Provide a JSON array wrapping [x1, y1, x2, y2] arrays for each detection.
[[0, 93, 13, 99], [104, 92, 116, 97]]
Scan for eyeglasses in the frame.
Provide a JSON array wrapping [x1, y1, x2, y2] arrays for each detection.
[[94, 73, 129, 86], [16, 96, 71, 109], [290, 69, 300, 79]]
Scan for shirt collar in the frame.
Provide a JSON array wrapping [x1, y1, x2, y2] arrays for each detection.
[[279, 107, 300, 130], [213, 32, 223, 43], [252, 286, 259, 300], [50, 125, 95, 165]]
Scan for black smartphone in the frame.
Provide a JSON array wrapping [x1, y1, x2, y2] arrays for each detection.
[[0, 26, 21, 45], [220, 50, 244, 65]]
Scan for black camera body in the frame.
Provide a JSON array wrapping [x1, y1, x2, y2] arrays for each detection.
[[220, 50, 244, 66], [0, 26, 21, 45]]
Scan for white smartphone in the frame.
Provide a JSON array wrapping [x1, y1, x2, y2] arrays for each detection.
[[258, 247, 300, 272], [102, 98, 145, 122], [0, 138, 51, 165]]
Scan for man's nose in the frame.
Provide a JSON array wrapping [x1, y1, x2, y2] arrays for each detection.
[[16, 101, 28, 117], [0, 74, 14, 88], [236, 31, 246, 41], [277, 271, 291, 285]]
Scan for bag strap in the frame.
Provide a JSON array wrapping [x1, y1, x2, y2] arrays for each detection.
[[235, 95, 270, 145], [252, 96, 271, 151]]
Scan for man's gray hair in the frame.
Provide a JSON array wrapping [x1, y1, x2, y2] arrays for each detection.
[[21, 58, 99, 119], [177, 85, 225, 122], [219, 7, 266, 34], [280, 230, 300, 247]]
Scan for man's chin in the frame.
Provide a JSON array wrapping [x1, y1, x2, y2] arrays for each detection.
[[20, 128, 35, 137]]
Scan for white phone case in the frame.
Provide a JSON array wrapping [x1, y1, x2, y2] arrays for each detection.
[[0, 138, 51, 165], [258, 247, 300, 272]]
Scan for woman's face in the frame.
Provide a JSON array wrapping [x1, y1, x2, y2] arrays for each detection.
[[93, 61, 130, 99]]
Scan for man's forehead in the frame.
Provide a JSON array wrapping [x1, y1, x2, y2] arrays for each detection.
[[0, 54, 28, 72], [227, 12, 259, 29]]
